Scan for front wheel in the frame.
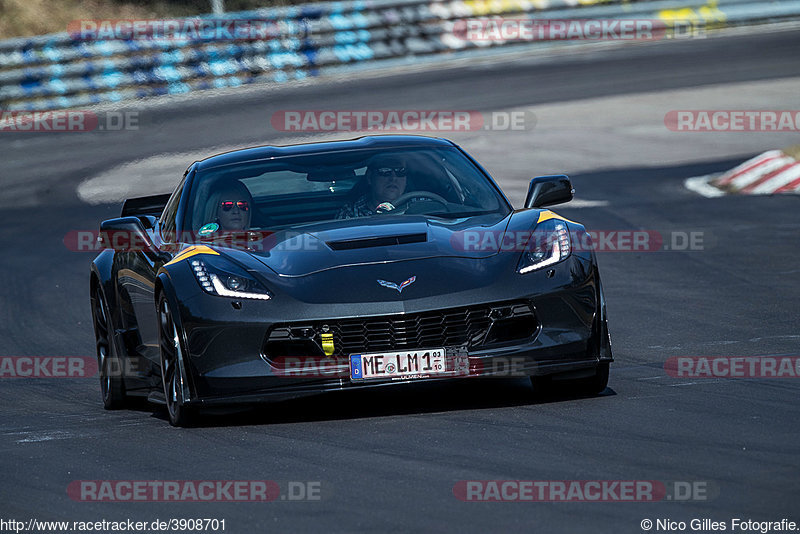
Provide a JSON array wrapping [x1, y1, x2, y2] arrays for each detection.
[[158, 295, 196, 427]]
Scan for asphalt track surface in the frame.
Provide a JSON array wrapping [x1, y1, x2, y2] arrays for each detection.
[[1, 29, 799, 532]]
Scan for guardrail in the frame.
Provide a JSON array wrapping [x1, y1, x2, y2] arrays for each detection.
[[1, 0, 799, 111]]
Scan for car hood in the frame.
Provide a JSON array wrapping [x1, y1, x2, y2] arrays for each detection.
[[240, 213, 525, 277]]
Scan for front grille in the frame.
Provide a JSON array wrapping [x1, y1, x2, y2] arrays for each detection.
[[264, 300, 537, 358]]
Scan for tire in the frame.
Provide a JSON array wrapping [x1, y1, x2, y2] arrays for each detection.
[[157, 294, 196, 427], [91, 289, 127, 409]]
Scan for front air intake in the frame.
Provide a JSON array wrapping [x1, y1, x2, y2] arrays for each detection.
[[326, 233, 427, 251]]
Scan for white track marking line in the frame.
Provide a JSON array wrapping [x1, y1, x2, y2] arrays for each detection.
[[562, 199, 610, 208]]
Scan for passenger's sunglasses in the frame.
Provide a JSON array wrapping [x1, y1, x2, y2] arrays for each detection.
[[376, 167, 407, 178], [219, 200, 249, 212]]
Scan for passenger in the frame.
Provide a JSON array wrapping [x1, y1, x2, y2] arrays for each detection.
[[198, 181, 253, 237], [216, 184, 252, 232]]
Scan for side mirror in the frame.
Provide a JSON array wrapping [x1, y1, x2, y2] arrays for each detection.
[[524, 175, 574, 209], [139, 215, 158, 231], [99, 217, 155, 252]]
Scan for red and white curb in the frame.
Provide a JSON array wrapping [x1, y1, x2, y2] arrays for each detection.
[[685, 150, 800, 197]]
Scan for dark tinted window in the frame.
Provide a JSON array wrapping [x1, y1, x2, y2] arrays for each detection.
[[159, 176, 185, 241]]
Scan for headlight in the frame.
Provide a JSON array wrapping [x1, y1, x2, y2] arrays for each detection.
[[190, 256, 272, 300], [517, 219, 571, 274]]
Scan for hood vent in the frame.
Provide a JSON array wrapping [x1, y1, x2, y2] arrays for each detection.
[[327, 233, 427, 251]]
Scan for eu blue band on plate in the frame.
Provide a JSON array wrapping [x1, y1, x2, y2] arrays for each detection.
[[350, 354, 362, 379]]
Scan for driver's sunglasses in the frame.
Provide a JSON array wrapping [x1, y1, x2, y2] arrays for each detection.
[[376, 167, 407, 178], [219, 200, 249, 212]]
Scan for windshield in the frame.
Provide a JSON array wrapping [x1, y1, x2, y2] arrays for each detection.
[[185, 146, 509, 235]]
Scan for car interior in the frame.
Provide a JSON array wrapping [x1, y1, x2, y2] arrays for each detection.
[[188, 149, 498, 234]]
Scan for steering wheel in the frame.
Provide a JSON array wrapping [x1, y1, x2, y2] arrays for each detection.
[[390, 191, 449, 211]]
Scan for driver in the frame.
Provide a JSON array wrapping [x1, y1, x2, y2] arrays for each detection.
[[337, 155, 411, 219]]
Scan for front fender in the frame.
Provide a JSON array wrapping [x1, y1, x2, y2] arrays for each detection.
[[90, 249, 117, 313], [156, 267, 202, 403]]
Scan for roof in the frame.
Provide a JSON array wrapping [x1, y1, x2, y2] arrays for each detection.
[[195, 135, 455, 171]]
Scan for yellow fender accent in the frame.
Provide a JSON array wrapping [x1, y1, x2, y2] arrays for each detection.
[[164, 245, 220, 267], [537, 209, 577, 225]]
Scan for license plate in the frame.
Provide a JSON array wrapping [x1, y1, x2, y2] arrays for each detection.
[[350, 349, 446, 381]]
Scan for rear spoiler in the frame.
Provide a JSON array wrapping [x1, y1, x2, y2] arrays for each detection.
[[121, 193, 171, 218]]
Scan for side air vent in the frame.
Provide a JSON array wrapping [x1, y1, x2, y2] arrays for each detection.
[[327, 233, 427, 251]]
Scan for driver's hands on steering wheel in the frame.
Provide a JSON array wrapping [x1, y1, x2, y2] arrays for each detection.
[[375, 202, 396, 214], [380, 191, 449, 214]]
